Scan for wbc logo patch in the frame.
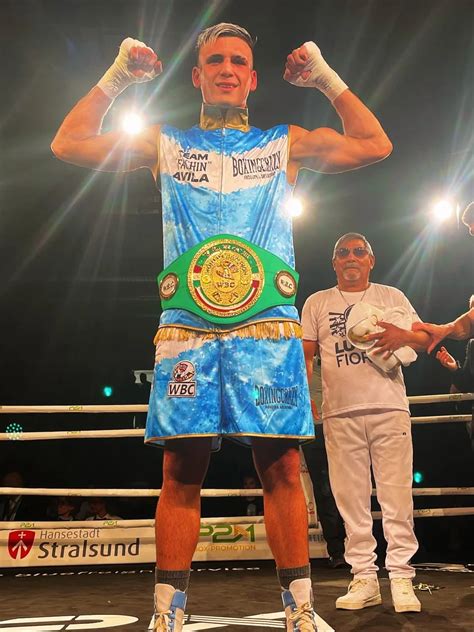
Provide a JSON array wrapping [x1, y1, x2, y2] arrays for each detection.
[[167, 361, 196, 397], [8, 529, 36, 559], [188, 238, 264, 319]]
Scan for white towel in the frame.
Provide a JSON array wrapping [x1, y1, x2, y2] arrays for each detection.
[[347, 303, 417, 373]]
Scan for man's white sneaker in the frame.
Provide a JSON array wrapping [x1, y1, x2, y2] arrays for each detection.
[[335, 578, 382, 610], [150, 583, 187, 632], [390, 578, 421, 613], [281, 578, 318, 631]]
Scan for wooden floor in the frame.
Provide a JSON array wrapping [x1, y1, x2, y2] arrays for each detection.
[[1, 560, 473, 631]]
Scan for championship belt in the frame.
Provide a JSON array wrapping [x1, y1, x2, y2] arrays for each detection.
[[157, 234, 299, 324]]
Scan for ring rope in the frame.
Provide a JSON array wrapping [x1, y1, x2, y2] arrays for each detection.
[[405, 414, 471, 425], [1, 394, 472, 528], [0, 404, 148, 414], [372, 507, 474, 519], [0, 415, 471, 443], [408, 392, 474, 404], [2, 486, 474, 498], [0, 429, 145, 441], [0, 517, 265, 528], [0, 392, 472, 414], [1, 507, 473, 526]]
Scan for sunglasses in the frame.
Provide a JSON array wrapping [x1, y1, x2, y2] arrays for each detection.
[[335, 247, 369, 259]]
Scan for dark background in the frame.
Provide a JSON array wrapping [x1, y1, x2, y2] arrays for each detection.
[[0, 0, 472, 554]]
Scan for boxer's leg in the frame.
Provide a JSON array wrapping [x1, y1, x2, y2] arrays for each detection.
[[253, 438, 317, 631], [153, 437, 212, 631]]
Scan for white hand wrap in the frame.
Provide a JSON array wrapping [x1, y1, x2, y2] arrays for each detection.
[[97, 37, 161, 100], [288, 41, 348, 102]]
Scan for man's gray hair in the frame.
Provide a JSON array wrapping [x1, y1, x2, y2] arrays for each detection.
[[461, 201, 474, 227], [196, 22, 255, 57], [469, 294, 474, 309], [333, 232, 374, 258]]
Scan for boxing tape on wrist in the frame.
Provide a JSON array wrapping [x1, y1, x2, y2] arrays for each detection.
[[97, 37, 160, 100], [288, 41, 348, 102]]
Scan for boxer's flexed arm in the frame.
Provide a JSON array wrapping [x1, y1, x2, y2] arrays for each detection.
[[51, 38, 162, 176], [285, 42, 392, 177]]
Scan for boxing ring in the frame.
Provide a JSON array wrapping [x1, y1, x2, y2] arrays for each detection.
[[1, 393, 473, 631]]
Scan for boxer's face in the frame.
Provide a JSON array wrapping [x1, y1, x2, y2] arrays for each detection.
[[332, 238, 375, 288], [193, 36, 257, 108], [468, 221, 474, 236]]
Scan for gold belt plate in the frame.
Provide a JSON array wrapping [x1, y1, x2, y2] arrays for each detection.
[[188, 238, 265, 318]]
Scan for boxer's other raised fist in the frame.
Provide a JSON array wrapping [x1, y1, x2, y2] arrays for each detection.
[[284, 44, 312, 83], [124, 39, 163, 79], [98, 37, 162, 99], [283, 40, 348, 102]]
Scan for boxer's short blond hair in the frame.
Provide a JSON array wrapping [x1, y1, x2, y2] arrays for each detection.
[[196, 23, 255, 59]]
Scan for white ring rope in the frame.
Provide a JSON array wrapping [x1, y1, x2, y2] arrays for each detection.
[[0, 415, 471, 443], [2, 486, 474, 498], [0, 392, 472, 414], [372, 507, 474, 519], [1, 507, 473, 526], [0, 487, 259, 498], [0, 429, 145, 441], [408, 392, 474, 404], [0, 405, 148, 414], [0, 517, 265, 529], [406, 415, 471, 424], [0, 394, 472, 524]]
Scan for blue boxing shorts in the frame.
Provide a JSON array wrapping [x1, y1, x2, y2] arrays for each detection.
[[145, 323, 314, 449]]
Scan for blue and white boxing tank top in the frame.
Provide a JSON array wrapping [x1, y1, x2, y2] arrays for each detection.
[[158, 123, 299, 329]]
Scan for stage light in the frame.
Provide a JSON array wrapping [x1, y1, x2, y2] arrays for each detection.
[[413, 471, 424, 484], [5, 422, 23, 440], [287, 197, 304, 217], [102, 386, 113, 398], [121, 112, 145, 135], [432, 199, 455, 222]]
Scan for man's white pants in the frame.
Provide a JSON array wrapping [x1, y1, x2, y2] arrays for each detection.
[[323, 409, 418, 579]]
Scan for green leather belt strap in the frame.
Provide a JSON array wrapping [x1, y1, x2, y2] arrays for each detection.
[[157, 234, 299, 324]]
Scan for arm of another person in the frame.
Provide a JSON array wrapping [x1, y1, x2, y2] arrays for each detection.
[[303, 339, 321, 419], [436, 346, 459, 372], [450, 339, 474, 393], [367, 322, 431, 354], [283, 42, 392, 176], [412, 308, 474, 354], [51, 38, 162, 176], [365, 292, 431, 353], [434, 346, 462, 394]]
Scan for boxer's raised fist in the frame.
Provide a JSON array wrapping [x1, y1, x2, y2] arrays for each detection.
[[98, 37, 162, 99], [122, 38, 163, 79], [283, 40, 348, 102]]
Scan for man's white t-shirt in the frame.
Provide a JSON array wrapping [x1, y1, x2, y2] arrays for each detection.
[[301, 283, 420, 419]]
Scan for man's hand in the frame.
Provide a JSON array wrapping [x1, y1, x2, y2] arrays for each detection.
[[412, 321, 452, 354], [283, 41, 348, 101], [98, 38, 163, 99], [365, 321, 407, 355], [435, 346, 458, 372]]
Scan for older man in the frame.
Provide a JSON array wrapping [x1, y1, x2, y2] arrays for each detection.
[[52, 23, 391, 631], [302, 232, 429, 614]]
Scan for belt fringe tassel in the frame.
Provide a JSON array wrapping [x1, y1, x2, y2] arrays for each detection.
[[154, 320, 302, 344]]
